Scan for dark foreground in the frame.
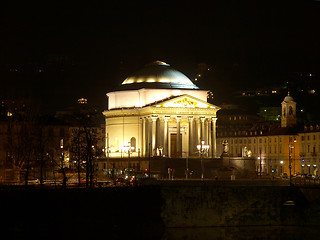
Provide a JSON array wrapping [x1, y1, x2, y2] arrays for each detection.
[[2, 180, 320, 239]]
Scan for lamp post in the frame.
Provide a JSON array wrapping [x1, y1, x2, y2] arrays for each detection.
[[123, 142, 134, 170], [197, 140, 209, 180], [289, 141, 295, 186], [293, 138, 296, 175]]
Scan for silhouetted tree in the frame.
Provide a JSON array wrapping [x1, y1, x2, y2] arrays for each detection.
[[5, 101, 38, 184]]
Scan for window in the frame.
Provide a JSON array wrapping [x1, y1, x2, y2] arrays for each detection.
[[130, 137, 136, 152], [280, 137, 282, 142], [289, 106, 293, 115], [301, 136, 305, 141], [259, 139, 262, 143], [314, 135, 316, 140], [274, 145, 277, 153], [275, 138, 277, 143], [279, 145, 282, 153]]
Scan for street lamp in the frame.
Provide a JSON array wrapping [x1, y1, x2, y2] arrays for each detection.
[[197, 140, 209, 180], [123, 142, 134, 169], [293, 138, 296, 175], [289, 142, 295, 186], [257, 156, 261, 176]]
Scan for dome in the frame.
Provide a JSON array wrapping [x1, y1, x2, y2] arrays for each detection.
[[283, 93, 295, 103], [121, 61, 199, 89]]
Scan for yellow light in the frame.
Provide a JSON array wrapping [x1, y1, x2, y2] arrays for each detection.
[[147, 78, 155, 82], [159, 78, 170, 83]]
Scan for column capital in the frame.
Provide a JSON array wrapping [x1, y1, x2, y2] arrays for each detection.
[[164, 115, 170, 121], [151, 115, 158, 121], [188, 116, 193, 122], [212, 116, 217, 122], [176, 116, 182, 122], [200, 116, 206, 122]]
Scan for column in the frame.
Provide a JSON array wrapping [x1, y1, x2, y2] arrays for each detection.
[[176, 116, 181, 157], [164, 116, 170, 157], [212, 116, 217, 158], [205, 118, 208, 144], [151, 115, 158, 156], [145, 117, 150, 157], [141, 118, 145, 157], [208, 118, 212, 157], [188, 116, 193, 157], [200, 117, 205, 142], [195, 117, 201, 146]]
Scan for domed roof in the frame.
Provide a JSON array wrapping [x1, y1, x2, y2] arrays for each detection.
[[121, 61, 199, 89], [283, 92, 295, 103]]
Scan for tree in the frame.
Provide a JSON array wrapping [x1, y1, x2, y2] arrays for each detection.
[[69, 102, 105, 188], [5, 101, 38, 184]]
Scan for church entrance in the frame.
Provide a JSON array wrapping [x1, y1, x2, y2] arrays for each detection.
[[170, 133, 182, 158]]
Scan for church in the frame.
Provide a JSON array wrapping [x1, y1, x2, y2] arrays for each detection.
[[103, 61, 220, 163]]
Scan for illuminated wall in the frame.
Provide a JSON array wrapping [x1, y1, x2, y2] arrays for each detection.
[[107, 89, 208, 110]]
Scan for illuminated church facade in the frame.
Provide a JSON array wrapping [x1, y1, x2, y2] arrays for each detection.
[[103, 61, 220, 159]]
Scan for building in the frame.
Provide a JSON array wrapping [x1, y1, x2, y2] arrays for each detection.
[[217, 93, 300, 176], [103, 61, 220, 163], [298, 125, 320, 175]]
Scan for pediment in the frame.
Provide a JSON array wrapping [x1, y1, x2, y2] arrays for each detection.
[[151, 94, 220, 109]]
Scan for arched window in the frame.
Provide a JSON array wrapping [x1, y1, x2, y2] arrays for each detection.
[[289, 106, 293, 115], [130, 137, 136, 152]]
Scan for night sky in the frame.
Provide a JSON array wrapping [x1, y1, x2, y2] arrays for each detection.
[[1, 1, 320, 113]]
